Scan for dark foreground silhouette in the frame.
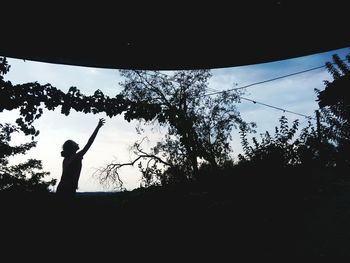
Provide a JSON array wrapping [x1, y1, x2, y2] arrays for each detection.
[[2, 171, 350, 260]]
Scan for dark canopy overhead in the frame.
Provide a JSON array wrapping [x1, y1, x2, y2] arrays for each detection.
[[1, 2, 349, 70]]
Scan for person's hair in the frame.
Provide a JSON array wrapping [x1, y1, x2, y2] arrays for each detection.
[[61, 140, 77, 157]]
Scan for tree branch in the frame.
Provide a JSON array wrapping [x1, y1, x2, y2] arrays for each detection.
[[96, 139, 172, 189]]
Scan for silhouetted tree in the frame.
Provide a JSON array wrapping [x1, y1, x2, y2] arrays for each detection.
[[0, 123, 56, 193], [240, 114, 339, 168], [99, 70, 255, 187], [237, 115, 340, 199], [316, 53, 350, 167], [0, 57, 131, 136], [0, 57, 56, 193], [239, 116, 318, 167]]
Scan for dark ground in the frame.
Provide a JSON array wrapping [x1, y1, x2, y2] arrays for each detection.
[[2, 177, 350, 260]]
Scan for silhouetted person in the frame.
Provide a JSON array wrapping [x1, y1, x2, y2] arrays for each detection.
[[56, 118, 105, 198]]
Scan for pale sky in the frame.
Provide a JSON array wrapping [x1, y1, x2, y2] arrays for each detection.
[[1, 47, 349, 192]]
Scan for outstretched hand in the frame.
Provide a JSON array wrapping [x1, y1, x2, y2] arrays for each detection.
[[97, 118, 105, 128]]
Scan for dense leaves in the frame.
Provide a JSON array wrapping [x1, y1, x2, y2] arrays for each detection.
[[316, 53, 350, 167], [238, 116, 338, 168], [0, 57, 164, 138], [0, 58, 57, 192], [0, 123, 56, 192]]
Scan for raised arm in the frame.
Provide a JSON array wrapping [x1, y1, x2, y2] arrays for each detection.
[[77, 118, 105, 157]]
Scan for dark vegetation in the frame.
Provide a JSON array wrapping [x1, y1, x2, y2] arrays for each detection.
[[1, 52, 350, 258]]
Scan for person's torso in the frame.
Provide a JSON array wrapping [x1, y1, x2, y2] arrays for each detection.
[[60, 155, 83, 189]]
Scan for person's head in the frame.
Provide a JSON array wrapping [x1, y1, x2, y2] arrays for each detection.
[[61, 140, 79, 157]]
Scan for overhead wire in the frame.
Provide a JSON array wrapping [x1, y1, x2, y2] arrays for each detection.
[[238, 96, 315, 120], [204, 64, 329, 96], [202, 58, 350, 119], [133, 57, 349, 120], [206, 86, 315, 119]]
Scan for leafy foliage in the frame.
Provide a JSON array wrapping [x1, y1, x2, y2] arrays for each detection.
[[0, 57, 164, 137], [239, 116, 317, 167], [316, 53, 350, 167], [0, 58, 56, 192], [236, 115, 343, 204], [0, 123, 56, 193]]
